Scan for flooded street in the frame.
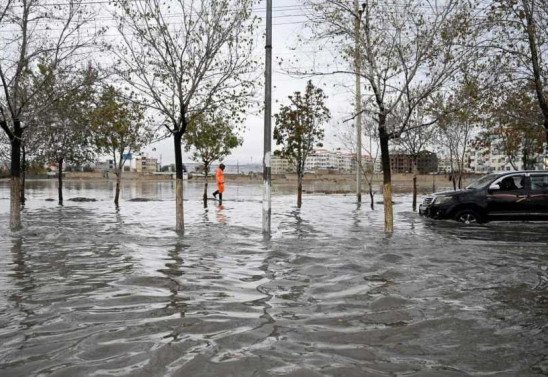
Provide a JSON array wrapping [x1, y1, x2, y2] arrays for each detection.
[[0, 180, 546, 376]]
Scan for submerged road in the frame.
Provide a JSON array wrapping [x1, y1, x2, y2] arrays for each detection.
[[0, 180, 546, 376]]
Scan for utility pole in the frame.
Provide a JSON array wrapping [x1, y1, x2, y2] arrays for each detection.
[[354, 0, 363, 203], [262, 0, 272, 235]]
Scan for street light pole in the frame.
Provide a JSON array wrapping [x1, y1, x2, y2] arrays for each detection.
[[354, 0, 363, 203], [262, 0, 272, 235]]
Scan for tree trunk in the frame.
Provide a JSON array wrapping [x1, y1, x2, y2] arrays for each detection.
[[21, 144, 26, 207], [174, 130, 185, 234], [297, 172, 303, 208], [450, 168, 457, 191], [114, 169, 122, 207], [58, 157, 64, 206], [523, 0, 548, 144], [379, 123, 393, 233], [9, 123, 22, 230], [412, 158, 418, 212], [369, 182, 374, 210], [521, 148, 529, 170], [203, 169, 208, 208]]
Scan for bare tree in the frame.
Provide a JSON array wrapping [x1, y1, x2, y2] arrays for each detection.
[[392, 104, 437, 211], [0, 0, 100, 229], [92, 86, 152, 207], [336, 111, 379, 210], [112, 0, 258, 233], [305, 0, 476, 232], [431, 79, 482, 190]]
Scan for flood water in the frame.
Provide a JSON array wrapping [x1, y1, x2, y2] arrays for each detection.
[[0, 180, 547, 377]]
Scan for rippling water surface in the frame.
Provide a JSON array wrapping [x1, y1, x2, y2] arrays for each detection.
[[0, 180, 547, 377]]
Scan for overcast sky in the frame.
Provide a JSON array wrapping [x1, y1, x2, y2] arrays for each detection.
[[141, 0, 355, 166]]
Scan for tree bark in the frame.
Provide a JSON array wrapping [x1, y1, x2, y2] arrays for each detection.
[[203, 169, 208, 208], [114, 169, 121, 207], [58, 157, 64, 206], [174, 130, 185, 234], [297, 172, 303, 208], [379, 122, 393, 233], [369, 182, 374, 210], [412, 158, 418, 212], [21, 144, 26, 207], [522, 0, 548, 143], [9, 122, 22, 230]]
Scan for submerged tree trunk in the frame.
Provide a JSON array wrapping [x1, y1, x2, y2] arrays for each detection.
[[379, 123, 393, 233], [8, 121, 23, 230], [114, 169, 122, 207], [174, 130, 185, 234], [203, 169, 208, 208], [412, 158, 418, 212], [369, 182, 374, 210], [297, 171, 303, 208], [21, 144, 26, 207], [58, 157, 64, 206]]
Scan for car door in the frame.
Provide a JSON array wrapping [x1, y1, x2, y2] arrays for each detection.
[[486, 174, 529, 217], [527, 173, 548, 217]]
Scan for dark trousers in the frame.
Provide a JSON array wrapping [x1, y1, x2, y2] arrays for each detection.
[[212, 190, 223, 203]]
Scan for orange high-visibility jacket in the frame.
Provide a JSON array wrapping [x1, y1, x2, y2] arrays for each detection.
[[216, 167, 225, 193]]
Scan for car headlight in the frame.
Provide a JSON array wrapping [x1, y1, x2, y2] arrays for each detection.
[[434, 195, 453, 205]]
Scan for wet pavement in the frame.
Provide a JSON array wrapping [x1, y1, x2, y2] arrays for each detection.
[[0, 180, 547, 376]]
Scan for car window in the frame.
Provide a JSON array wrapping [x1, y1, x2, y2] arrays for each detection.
[[467, 174, 498, 189], [531, 174, 548, 191], [495, 175, 526, 191]]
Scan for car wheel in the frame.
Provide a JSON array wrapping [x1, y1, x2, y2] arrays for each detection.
[[454, 209, 483, 224]]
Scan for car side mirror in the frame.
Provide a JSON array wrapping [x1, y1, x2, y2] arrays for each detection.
[[489, 183, 500, 191]]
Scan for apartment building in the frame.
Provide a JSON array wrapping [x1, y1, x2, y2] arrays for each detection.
[[388, 151, 438, 174], [135, 156, 159, 173], [465, 143, 528, 173], [271, 155, 295, 174], [304, 149, 339, 172], [270, 149, 371, 174]]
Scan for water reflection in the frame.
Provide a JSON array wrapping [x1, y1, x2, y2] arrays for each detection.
[[159, 242, 188, 342], [9, 237, 36, 321], [215, 204, 226, 224]]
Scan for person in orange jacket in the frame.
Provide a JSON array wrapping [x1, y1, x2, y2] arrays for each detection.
[[212, 163, 225, 203]]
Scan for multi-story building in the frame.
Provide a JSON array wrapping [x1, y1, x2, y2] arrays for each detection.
[[337, 152, 355, 172], [386, 151, 438, 174], [96, 159, 115, 171], [305, 149, 339, 172], [437, 158, 455, 174], [465, 143, 527, 173], [270, 149, 373, 174], [416, 151, 438, 173], [271, 155, 294, 174], [389, 153, 413, 173], [135, 156, 158, 173]]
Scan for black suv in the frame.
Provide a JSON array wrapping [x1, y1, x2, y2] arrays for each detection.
[[419, 171, 548, 223]]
